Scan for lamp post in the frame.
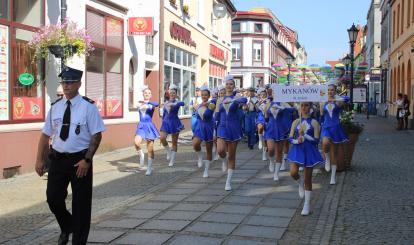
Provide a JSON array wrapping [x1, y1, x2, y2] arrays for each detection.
[[286, 57, 294, 84], [301, 68, 306, 84], [347, 23, 358, 110]]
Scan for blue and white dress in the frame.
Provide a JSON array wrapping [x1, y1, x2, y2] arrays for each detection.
[[320, 102, 348, 143], [256, 100, 267, 127], [193, 102, 216, 142], [264, 102, 296, 141], [160, 100, 185, 134], [190, 96, 202, 133], [215, 95, 248, 141], [287, 117, 324, 167], [135, 101, 160, 140]]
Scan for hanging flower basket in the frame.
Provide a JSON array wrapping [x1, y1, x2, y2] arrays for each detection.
[[29, 19, 94, 61]]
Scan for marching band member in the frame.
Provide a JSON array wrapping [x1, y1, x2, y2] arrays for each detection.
[[244, 87, 259, 149], [256, 88, 268, 160], [280, 103, 298, 171], [192, 86, 216, 178], [134, 88, 160, 175], [287, 102, 324, 216], [190, 87, 202, 133], [263, 99, 296, 181], [215, 76, 247, 191], [320, 80, 348, 185], [160, 84, 185, 167]]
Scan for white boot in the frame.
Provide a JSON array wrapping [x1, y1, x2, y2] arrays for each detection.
[[301, 190, 311, 216], [330, 165, 337, 185], [262, 147, 268, 161], [221, 156, 227, 172], [268, 158, 275, 172], [258, 134, 263, 149], [280, 154, 288, 171], [325, 153, 331, 172], [164, 145, 171, 160], [297, 176, 304, 198], [138, 150, 145, 168], [168, 151, 176, 167], [212, 145, 219, 161], [145, 159, 153, 176], [203, 160, 210, 178], [197, 151, 203, 168], [299, 166, 304, 171], [273, 162, 281, 181], [225, 169, 233, 191]]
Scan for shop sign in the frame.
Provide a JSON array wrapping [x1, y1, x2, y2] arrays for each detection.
[[210, 44, 224, 61], [169, 22, 196, 47], [0, 24, 9, 121], [353, 87, 367, 103], [128, 17, 153, 35], [18, 73, 35, 86], [12, 97, 43, 120]]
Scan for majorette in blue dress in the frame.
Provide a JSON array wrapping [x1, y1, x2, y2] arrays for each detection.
[[256, 99, 267, 126], [215, 95, 247, 141], [244, 96, 259, 147], [135, 101, 160, 140], [264, 102, 297, 141], [193, 102, 216, 142], [160, 100, 185, 134], [320, 102, 349, 143], [287, 117, 324, 167], [190, 96, 202, 133]]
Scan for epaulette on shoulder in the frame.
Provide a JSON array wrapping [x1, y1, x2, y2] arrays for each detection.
[[51, 97, 63, 106], [82, 96, 95, 104]]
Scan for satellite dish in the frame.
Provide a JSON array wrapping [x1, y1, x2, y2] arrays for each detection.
[[213, 3, 227, 19]]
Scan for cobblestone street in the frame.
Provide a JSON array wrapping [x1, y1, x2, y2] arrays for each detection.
[[1, 116, 413, 244]]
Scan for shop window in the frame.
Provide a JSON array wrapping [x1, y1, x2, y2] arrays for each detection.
[[86, 9, 123, 118], [164, 45, 169, 61], [0, 0, 9, 20], [175, 48, 182, 65], [11, 28, 44, 121], [13, 0, 42, 27]]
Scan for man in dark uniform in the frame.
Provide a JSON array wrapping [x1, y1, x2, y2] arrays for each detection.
[[35, 66, 105, 245]]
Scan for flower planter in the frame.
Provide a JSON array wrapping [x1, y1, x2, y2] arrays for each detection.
[[48, 45, 78, 58], [344, 133, 359, 169]]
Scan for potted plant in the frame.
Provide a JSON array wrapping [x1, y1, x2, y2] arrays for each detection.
[[340, 110, 364, 169], [183, 4, 189, 15], [28, 19, 94, 61]]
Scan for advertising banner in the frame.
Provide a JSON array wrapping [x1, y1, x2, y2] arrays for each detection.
[[12, 97, 44, 120], [0, 24, 9, 121], [128, 17, 153, 35], [271, 84, 328, 102], [353, 87, 367, 103]]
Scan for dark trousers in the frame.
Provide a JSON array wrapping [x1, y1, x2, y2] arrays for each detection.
[[244, 112, 257, 147], [47, 150, 92, 245]]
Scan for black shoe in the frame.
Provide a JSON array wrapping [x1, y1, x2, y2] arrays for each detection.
[[58, 231, 70, 245]]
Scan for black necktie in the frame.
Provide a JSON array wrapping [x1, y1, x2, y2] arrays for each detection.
[[60, 100, 71, 141]]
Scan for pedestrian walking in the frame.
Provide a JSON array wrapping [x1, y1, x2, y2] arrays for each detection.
[[192, 85, 216, 177], [35, 67, 105, 245], [394, 93, 404, 130], [134, 87, 160, 176], [287, 102, 324, 216], [160, 84, 185, 167], [403, 94, 411, 130], [215, 75, 247, 191], [320, 80, 348, 185]]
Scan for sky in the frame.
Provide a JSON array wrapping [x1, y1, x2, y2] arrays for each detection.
[[233, 0, 372, 66]]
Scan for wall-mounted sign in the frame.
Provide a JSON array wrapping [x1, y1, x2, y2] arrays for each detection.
[[0, 24, 9, 121], [272, 84, 328, 102], [170, 22, 196, 47], [210, 44, 224, 61], [18, 73, 34, 86], [128, 17, 153, 35], [353, 87, 367, 103], [12, 97, 43, 120]]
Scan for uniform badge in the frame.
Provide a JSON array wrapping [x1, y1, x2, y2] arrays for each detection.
[[75, 123, 81, 135]]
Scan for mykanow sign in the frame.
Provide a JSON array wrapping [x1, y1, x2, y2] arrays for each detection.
[[271, 84, 328, 102]]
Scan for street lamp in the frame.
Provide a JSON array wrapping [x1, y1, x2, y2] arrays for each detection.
[[347, 23, 358, 109], [286, 57, 294, 83], [301, 68, 306, 84]]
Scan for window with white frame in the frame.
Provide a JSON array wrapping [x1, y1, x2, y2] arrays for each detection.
[[253, 42, 262, 61], [197, 0, 204, 26], [164, 44, 196, 117], [232, 41, 241, 60], [232, 22, 240, 32], [254, 23, 263, 33]]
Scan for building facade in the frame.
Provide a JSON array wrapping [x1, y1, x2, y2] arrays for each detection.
[[380, 0, 391, 115], [161, 0, 236, 122], [0, 0, 164, 177], [295, 43, 308, 65], [388, 0, 414, 127]]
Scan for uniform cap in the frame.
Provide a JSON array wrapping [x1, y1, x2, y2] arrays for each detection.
[[224, 75, 234, 81], [199, 85, 210, 92], [58, 66, 83, 81], [169, 84, 178, 90]]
